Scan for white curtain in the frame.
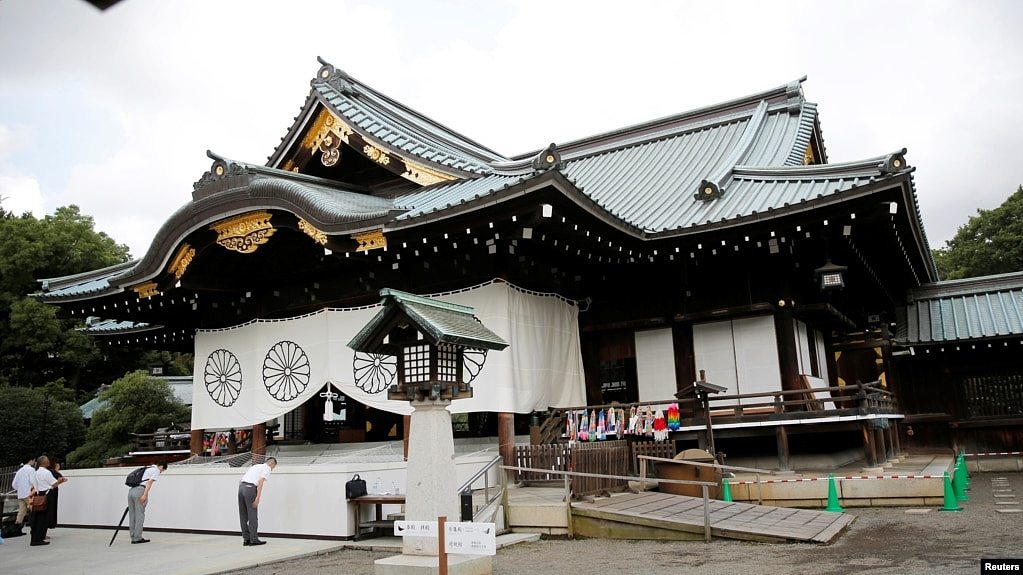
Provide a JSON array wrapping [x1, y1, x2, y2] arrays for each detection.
[[635, 328, 677, 401], [191, 281, 586, 429]]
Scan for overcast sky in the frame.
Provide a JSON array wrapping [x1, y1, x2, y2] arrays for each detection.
[[1, 0, 1021, 260]]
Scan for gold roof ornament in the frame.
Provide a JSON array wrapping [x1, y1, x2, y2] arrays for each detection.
[[133, 281, 159, 299], [352, 229, 386, 252], [804, 144, 815, 165], [167, 244, 196, 279], [298, 218, 328, 245], [211, 211, 276, 254]]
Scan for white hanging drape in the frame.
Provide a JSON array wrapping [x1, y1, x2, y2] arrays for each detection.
[[191, 281, 586, 429]]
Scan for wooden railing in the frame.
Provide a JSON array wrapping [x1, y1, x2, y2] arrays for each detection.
[[538, 380, 898, 443], [130, 430, 191, 453]]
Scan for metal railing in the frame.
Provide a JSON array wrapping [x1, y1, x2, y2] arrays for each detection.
[[456, 455, 505, 523], [502, 464, 718, 542]]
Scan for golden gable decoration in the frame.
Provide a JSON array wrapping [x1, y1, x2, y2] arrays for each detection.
[[211, 211, 276, 254], [133, 281, 159, 299], [167, 243, 196, 279], [298, 218, 328, 245], [352, 229, 386, 252]]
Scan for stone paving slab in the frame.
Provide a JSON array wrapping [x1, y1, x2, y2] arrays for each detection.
[[0, 528, 342, 575]]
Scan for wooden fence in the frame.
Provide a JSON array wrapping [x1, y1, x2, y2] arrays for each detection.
[[630, 440, 678, 475], [962, 374, 1023, 418], [513, 440, 630, 497]]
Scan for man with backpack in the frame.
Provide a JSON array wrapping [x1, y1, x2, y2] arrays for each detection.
[[126, 463, 167, 544]]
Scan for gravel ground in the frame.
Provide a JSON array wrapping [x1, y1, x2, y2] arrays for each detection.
[[223, 472, 1022, 575]]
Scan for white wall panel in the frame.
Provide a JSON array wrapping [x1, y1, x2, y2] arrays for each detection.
[[635, 328, 677, 402]]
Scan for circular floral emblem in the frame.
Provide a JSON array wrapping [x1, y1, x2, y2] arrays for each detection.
[[205, 349, 242, 407], [463, 348, 488, 384], [353, 352, 397, 394], [263, 341, 311, 401]]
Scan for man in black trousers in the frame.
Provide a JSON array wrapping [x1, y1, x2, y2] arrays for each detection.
[[238, 457, 277, 546]]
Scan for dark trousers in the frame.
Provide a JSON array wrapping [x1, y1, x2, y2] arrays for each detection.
[[238, 483, 261, 543], [30, 493, 49, 543]]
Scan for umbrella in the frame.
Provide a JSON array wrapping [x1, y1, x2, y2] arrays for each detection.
[[108, 507, 129, 546]]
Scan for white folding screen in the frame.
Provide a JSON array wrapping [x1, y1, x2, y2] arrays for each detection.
[[634, 328, 677, 402]]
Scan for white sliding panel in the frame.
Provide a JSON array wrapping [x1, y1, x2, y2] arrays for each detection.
[[732, 315, 782, 398], [635, 328, 677, 402], [692, 319, 738, 395]]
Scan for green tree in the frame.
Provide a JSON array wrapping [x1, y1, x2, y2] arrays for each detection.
[[0, 384, 86, 465], [933, 186, 1023, 280], [0, 204, 132, 393], [67, 370, 191, 468]]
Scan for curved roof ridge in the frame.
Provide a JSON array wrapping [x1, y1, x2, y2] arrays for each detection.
[[513, 77, 807, 160], [37, 259, 138, 292], [198, 150, 373, 197], [311, 59, 506, 175], [698, 100, 770, 196], [733, 149, 908, 179], [910, 271, 1023, 301], [783, 101, 819, 166]]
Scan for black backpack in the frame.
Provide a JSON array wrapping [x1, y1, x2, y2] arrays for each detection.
[[125, 466, 147, 487]]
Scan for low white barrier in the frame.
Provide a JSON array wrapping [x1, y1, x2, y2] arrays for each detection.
[[58, 455, 496, 539]]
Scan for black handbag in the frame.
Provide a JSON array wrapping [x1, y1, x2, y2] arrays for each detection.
[[345, 474, 367, 500]]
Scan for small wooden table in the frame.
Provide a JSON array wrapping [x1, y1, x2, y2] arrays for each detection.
[[351, 494, 405, 541]]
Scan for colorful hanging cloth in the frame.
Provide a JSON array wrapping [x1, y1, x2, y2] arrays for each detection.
[[667, 403, 681, 431]]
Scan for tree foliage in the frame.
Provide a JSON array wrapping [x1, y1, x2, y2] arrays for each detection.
[[0, 203, 135, 393], [0, 384, 86, 466], [933, 186, 1023, 280], [67, 370, 191, 468]]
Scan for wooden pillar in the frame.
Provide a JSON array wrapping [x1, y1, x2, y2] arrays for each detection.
[[860, 422, 878, 467], [251, 423, 266, 456], [873, 427, 887, 464], [403, 414, 411, 461], [775, 425, 791, 471], [773, 305, 802, 394], [498, 412, 516, 480], [190, 429, 205, 456], [891, 420, 904, 456], [672, 323, 696, 394]]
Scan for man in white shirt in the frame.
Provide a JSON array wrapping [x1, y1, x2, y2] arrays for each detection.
[[29, 455, 64, 546], [11, 455, 36, 527], [238, 457, 277, 546], [127, 462, 167, 544]]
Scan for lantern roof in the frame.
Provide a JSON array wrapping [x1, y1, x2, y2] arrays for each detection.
[[348, 288, 509, 354]]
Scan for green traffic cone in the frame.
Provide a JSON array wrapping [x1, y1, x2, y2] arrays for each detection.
[[940, 471, 963, 511], [720, 477, 733, 502], [952, 462, 969, 502], [825, 473, 844, 512], [960, 454, 971, 490]]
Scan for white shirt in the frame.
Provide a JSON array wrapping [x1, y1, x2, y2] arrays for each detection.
[[12, 464, 35, 498], [31, 467, 57, 492], [240, 463, 272, 485], [141, 465, 161, 485]]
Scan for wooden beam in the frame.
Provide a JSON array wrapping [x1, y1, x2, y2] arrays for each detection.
[[251, 423, 266, 456], [190, 429, 204, 456]]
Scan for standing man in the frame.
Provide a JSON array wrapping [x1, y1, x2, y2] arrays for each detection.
[[238, 457, 277, 546], [127, 462, 167, 544], [29, 455, 64, 546], [12, 455, 35, 530]]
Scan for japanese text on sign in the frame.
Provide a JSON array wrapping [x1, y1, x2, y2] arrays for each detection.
[[443, 522, 496, 556], [393, 520, 437, 537]]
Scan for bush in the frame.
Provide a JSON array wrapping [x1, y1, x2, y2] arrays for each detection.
[[67, 370, 190, 468]]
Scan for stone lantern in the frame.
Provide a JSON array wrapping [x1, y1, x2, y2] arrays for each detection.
[[348, 288, 507, 572]]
